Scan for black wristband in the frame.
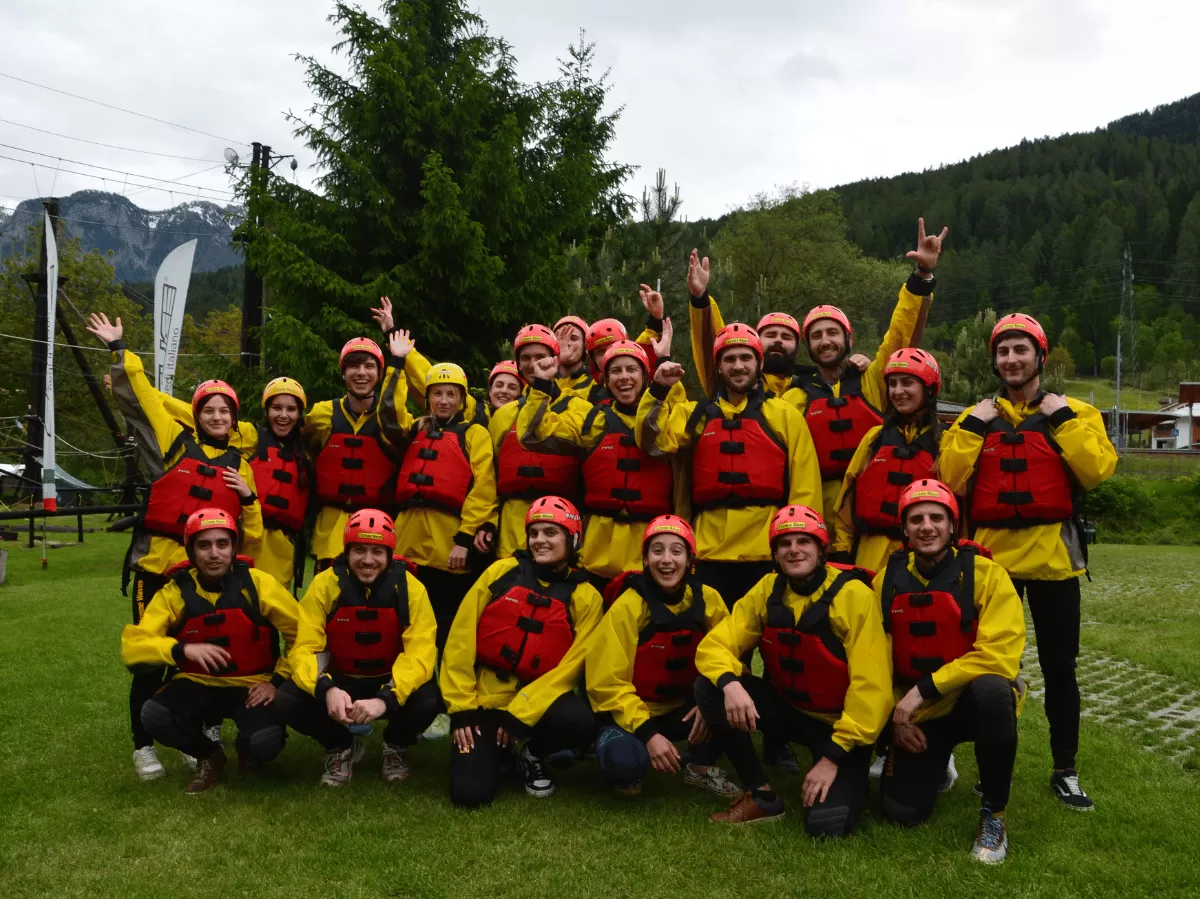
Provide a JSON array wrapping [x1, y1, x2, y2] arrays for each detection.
[[649, 381, 670, 401]]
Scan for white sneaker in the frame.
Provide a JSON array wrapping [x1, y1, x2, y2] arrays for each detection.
[[205, 724, 223, 744], [869, 755, 885, 779], [941, 753, 959, 793], [421, 713, 450, 741], [133, 746, 166, 781], [971, 809, 1008, 864]]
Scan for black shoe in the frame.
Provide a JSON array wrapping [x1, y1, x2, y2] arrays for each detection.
[[522, 747, 556, 797], [763, 740, 800, 775], [1050, 769, 1095, 812]]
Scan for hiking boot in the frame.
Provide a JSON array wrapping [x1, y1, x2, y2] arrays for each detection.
[[381, 743, 411, 783], [421, 713, 450, 741], [320, 739, 365, 788], [184, 747, 226, 794], [941, 753, 959, 793], [763, 740, 800, 775], [1051, 769, 1095, 812], [133, 746, 166, 781], [971, 809, 1008, 864], [684, 764, 741, 797], [613, 780, 643, 797], [710, 791, 785, 825], [522, 747, 556, 797]]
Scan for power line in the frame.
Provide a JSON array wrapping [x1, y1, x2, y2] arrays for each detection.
[[0, 330, 242, 358], [0, 144, 234, 195], [0, 154, 233, 202], [0, 117, 221, 163], [0, 203, 237, 239], [0, 70, 250, 147]]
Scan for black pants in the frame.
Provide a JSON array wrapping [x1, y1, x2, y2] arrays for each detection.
[[275, 677, 441, 751], [695, 674, 871, 838], [881, 674, 1018, 823], [140, 678, 287, 763], [418, 565, 476, 652], [130, 570, 170, 749], [596, 700, 719, 787], [449, 693, 597, 808], [694, 560, 775, 612], [1014, 576, 1080, 770]]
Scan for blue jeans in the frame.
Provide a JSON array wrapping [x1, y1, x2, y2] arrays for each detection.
[[596, 702, 719, 787]]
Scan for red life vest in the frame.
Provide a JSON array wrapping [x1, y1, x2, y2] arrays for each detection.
[[313, 402, 398, 510], [688, 390, 788, 513], [324, 556, 411, 677], [852, 427, 939, 536], [796, 369, 883, 480], [969, 412, 1075, 528], [880, 547, 979, 684], [581, 405, 673, 521], [394, 420, 475, 513], [628, 576, 709, 703], [249, 426, 309, 534], [475, 552, 585, 683], [142, 432, 244, 541], [759, 568, 867, 714], [495, 396, 581, 501], [172, 560, 278, 678]]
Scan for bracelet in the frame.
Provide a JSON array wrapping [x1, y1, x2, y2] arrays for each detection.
[[916, 264, 935, 277]]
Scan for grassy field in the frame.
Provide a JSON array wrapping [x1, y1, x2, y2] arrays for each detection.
[[1064, 377, 1166, 411], [3, 529, 1199, 898]]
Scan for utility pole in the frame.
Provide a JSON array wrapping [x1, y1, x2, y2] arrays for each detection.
[[21, 198, 60, 500], [241, 141, 264, 369]]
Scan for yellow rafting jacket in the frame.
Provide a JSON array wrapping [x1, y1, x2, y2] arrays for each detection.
[[586, 581, 728, 736], [120, 565, 299, 687], [831, 423, 944, 576], [938, 395, 1117, 581], [695, 566, 892, 754], [288, 564, 437, 705], [439, 557, 604, 728], [872, 548, 1026, 723], [634, 382, 822, 563], [108, 348, 263, 577]]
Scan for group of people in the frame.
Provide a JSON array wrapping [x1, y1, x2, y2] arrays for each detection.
[[93, 217, 1117, 865]]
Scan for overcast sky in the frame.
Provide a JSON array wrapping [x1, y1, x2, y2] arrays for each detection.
[[1, 0, 1198, 221]]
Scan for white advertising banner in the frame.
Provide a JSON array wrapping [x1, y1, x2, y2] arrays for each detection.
[[153, 239, 197, 394]]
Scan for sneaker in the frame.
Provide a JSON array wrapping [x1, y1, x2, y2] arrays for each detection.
[[180, 753, 198, 771], [941, 753, 959, 793], [522, 747, 556, 798], [613, 780, 644, 798], [381, 743, 411, 783], [684, 764, 741, 797], [710, 791, 785, 825], [763, 740, 800, 775], [971, 809, 1008, 864], [133, 746, 166, 781], [205, 724, 223, 744], [421, 713, 450, 741], [1051, 769, 1095, 812], [869, 755, 885, 779], [184, 747, 226, 794], [320, 739, 365, 788]]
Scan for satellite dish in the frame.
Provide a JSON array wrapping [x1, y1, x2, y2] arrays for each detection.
[[223, 148, 240, 166]]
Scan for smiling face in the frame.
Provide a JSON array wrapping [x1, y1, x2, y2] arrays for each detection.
[[994, 334, 1040, 390], [342, 353, 381, 399], [605, 356, 646, 406], [197, 395, 234, 441], [902, 501, 953, 558], [517, 344, 554, 383], [887, 373, 926, 416], [773, 532, 822, 579], [644, 533, 689, 593], [192, 528, 235, 580], [527, 521, 570, 566], [266, 395, 301, 439], [489, 373, 522, 409], [428, 383, 463, 420], [347, 543, 390, 584], [806, 319, 848, 369], [759, 325, 798, 360], [554, 325, 585, 369], [717, 346, 760, 395]]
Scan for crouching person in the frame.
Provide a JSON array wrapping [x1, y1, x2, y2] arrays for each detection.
[[694, 505, 890, 835], [120, 508, 299, 793], [441, 496, 603, 807], [876, 479, 1026, 864], [277, 509, 441, 787], [587, 515, 739, 799]]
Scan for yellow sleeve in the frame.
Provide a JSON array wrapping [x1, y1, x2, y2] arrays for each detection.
[[302, 400, 335, 455], [777, 402, 823, 511], [633, 325, 659, 348], [377, 364, 417, 456], [829, 581, 893, 751], [255, 572, 301, 681], [109, 349, 183, 456], [404, 346, 432, 408], [120, 583, 187, 670], [831, 426, 881, 555], [440, 560, 515, 714], [459, 425, 497, 540], [861, 282, 926, 411], [238, 458, 265, 546], [516, 387, 590, 448], [635, 381, 697, 455], [935, 408, 984, 494], [391, 574, 439, 703], [287, 569, 340, 695], [930, 556, 1026, 696], [701, 585, 730, 630], [505, 581, 604, 727], [695, 577, 771, 684], [1055, 399, 1118, 491], [584, 591, 651, 734], [689, 295, 724, 399]]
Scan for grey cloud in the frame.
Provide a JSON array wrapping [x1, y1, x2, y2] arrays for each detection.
[[779, 47, 841, 83]]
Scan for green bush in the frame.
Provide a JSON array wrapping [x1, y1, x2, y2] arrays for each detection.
[[1087, 475, 1200, 544]]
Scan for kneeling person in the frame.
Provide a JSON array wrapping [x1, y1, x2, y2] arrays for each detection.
[[588, 515, 739, 798], [278, 509, 441, 787], [120, 509, 300, 793], [876, 479, 1026, 864], [694, 505, 890, 835]]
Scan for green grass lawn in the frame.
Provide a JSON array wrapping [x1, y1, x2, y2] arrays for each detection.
[[2, 531, 1199, 898], [1064, 377, 1166, 411]]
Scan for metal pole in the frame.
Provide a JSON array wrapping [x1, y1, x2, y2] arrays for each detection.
[[241, 142, 264, 369]]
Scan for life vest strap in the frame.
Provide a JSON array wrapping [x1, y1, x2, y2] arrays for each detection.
[[616, 458, 641, 472], [886, 471, 914, 486], [1000, 457, 1028, 472], [828, 418, 855, 433], [908, 621, 937, 637]]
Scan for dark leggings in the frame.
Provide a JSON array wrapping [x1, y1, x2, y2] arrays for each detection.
[[129, 570, 170, 749], [276, 677, 442, 751], [1014, 577, 1081, 770], [695, 674, 871, 838], [140, 678, 287, 763], [880, 674, 1018, 824], [416, 565, 476, 653]]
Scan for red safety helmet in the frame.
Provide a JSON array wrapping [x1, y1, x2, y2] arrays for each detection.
[[713, 323, 764, 363], [554, 315, 590, 340], [885, 348, 942, 393], [525, 495, 583, 548], [339, 336, 385, 372], [769, 504, 829, 551], [802, 305, 854, 343], [183, 507, 238, 544], [756, 312, 801, 340], [642, 514, 697, 557], [897, 478, 959, 524], [343, 508, 397, 551], [192, 380, 239, 419], [586, 318, 628, 355], [990, 313, 1048, 355], [513, 324, 560, 359], [601, 340, 651, 377], [488, 360, 522, 385]]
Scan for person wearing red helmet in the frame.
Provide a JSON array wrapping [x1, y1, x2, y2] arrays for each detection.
[[480, 360, 523, 423], [553, 314, 593, 396], [939, 312, 1115, 811], [441, 496, 603, 806], [553, 305, 665, 402], [684, 220, 947, 520], [872, 480, 1026, 864], [586, 515, 739, 798], [87, 312, 265, 782], [276, 509, 441, 787], [120, 508, 299, 793], [692, 505, 891, 834], [831, 348, 946, 575]]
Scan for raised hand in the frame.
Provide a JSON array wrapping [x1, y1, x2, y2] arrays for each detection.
[[86, 312, 122, 345], [388, 328, 414, 360], [905, 217, 949, 272], [639, 283, 665, 320], [651, 317, 674, 359], [652, 360, 685, 388], [687, 249, 711, 298], [531, 355, 559, 383], [370, 296, 395, 332]]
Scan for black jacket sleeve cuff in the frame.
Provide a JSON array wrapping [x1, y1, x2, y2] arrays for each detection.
[[633, 719, 660, 743], [1048, 405, 1077, 427], [496, 710, 533, 740], [379, 686, 402, 718], [314, 674, 335, 700], [821, 741, 849, 764], [656, 354, 671, 365], [449, 709, 487, 731], [917, 674, 942, 701], [649, 381, 670, 401], [171, 642, 188, 666], [690, 292, 712, 309], [477, 522, 496, 536], [529, 377, 555, 395], [716, 672, 739, 690], [453, 531, 474, 548], [960, 413, 989, 436], [269, 673, 286, 688], [905, 271, 936, 297], [108, 339, 127, 352], [645, 314, 663, 334]]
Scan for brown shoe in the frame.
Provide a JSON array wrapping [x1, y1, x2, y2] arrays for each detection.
[[710, 791, 785, 825], [185, 746, 226, 794]]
